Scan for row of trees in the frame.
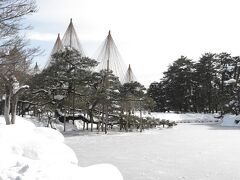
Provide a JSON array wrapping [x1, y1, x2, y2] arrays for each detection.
[[25, 48, 154, 132], [148, 53, 240, 115], [0, 0, 38, 124]]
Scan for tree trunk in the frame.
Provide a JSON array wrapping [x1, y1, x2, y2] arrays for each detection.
[[11, 85, 29, 124], [0, 102, 3, 115], [64, 114, 66, 132], [89, 110, 93, 132], [105, 105, 108, 134], [11, 95, 18, 124], [21, 102, 24, 117], [101, 105, 105, 132], [83, 121, 85, 130], [4, 93, 11, 125]]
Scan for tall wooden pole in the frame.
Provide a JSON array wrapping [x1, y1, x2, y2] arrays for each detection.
[[104, 30, 111, 134], [70, 18, 72, 48], [64, 110, 66, 132], [69, 18, 75, 124], [140, 99, 143, 132]]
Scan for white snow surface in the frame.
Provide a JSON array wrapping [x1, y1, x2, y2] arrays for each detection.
[[221, 114, 240, 126], [224, 78, 236, 84], [53, 94, 65, 100], [66, 122, 240, 180], [0, 116, 123, 180], [142, 112, 218, 123], [2, 113, 240, 180]]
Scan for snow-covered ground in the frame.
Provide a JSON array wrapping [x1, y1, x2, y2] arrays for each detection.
[[143, 112, 218, 123], [221, 114, 240, 127], [2, 113, 240, 180], [65, 123, 240, 180], [0, 116, 123, 180]]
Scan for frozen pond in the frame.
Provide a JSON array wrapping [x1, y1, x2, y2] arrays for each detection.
[[65, 124, 240, 180]]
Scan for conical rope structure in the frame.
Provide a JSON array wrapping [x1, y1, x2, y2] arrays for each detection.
[[62, 19, 85, 56], [44, 33, 63, 68], [45, 19, 85, 68], [33, 62, 40, 75], [124, 64, 137, 84], [46, 23, 137, 85], [95, 31, 127, 83]]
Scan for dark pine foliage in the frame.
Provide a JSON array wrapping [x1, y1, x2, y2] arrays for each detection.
[[148, 53, 240, 114]]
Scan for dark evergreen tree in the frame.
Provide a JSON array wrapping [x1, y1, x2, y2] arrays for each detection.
[[148, 53, 240, 115], [162, 56, 194, 112], [28, 48, 98, 118], [83, 69, 121, 132], [194, 53, 217, 113], [224, 56, 240, 114], [214, 53, 235, 114], [147, 82, 167, 112]]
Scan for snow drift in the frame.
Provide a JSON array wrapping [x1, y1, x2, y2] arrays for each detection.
[[0, 116, 123, 180], [221, 114, 240, 127], [145, 112, 218, 123]]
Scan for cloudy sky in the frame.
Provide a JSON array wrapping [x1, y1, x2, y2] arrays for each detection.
[[27, 0, 240, 87]]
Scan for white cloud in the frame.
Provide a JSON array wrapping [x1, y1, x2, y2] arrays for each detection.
[[28, 32, 57, 41]]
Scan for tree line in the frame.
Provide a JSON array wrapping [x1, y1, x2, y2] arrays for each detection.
[[25, 48, 154, 132], [148, 53, 240, 115]]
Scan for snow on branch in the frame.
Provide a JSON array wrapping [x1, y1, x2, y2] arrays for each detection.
[[13, 85, 29, 95], [32, 89, 49, 94], [224, 79, 236, 85]]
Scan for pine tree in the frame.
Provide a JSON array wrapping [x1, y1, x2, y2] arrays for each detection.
[[147, 82, 167, 112], [28, 48, 98, 122], [194, 53, 217, 113], [162, 56, 194, 112]]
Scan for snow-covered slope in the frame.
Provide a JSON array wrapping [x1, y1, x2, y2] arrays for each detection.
[[0, 116, 123, 180], [144, 112, 218, 123], [148, 112, 240, 127], [221, 114, 240, 127]]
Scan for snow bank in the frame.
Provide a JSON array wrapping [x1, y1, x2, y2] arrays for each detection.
[[224, 78, 236, 84], [146, 112, 218, 123], [0, 116, 123, 180], [221, 114, 240, 127]]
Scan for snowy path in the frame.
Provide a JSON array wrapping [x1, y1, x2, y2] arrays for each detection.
[[65, 124, 240, 180]]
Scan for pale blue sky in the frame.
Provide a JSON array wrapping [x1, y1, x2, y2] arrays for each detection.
[[26, 0, 240, 87]]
